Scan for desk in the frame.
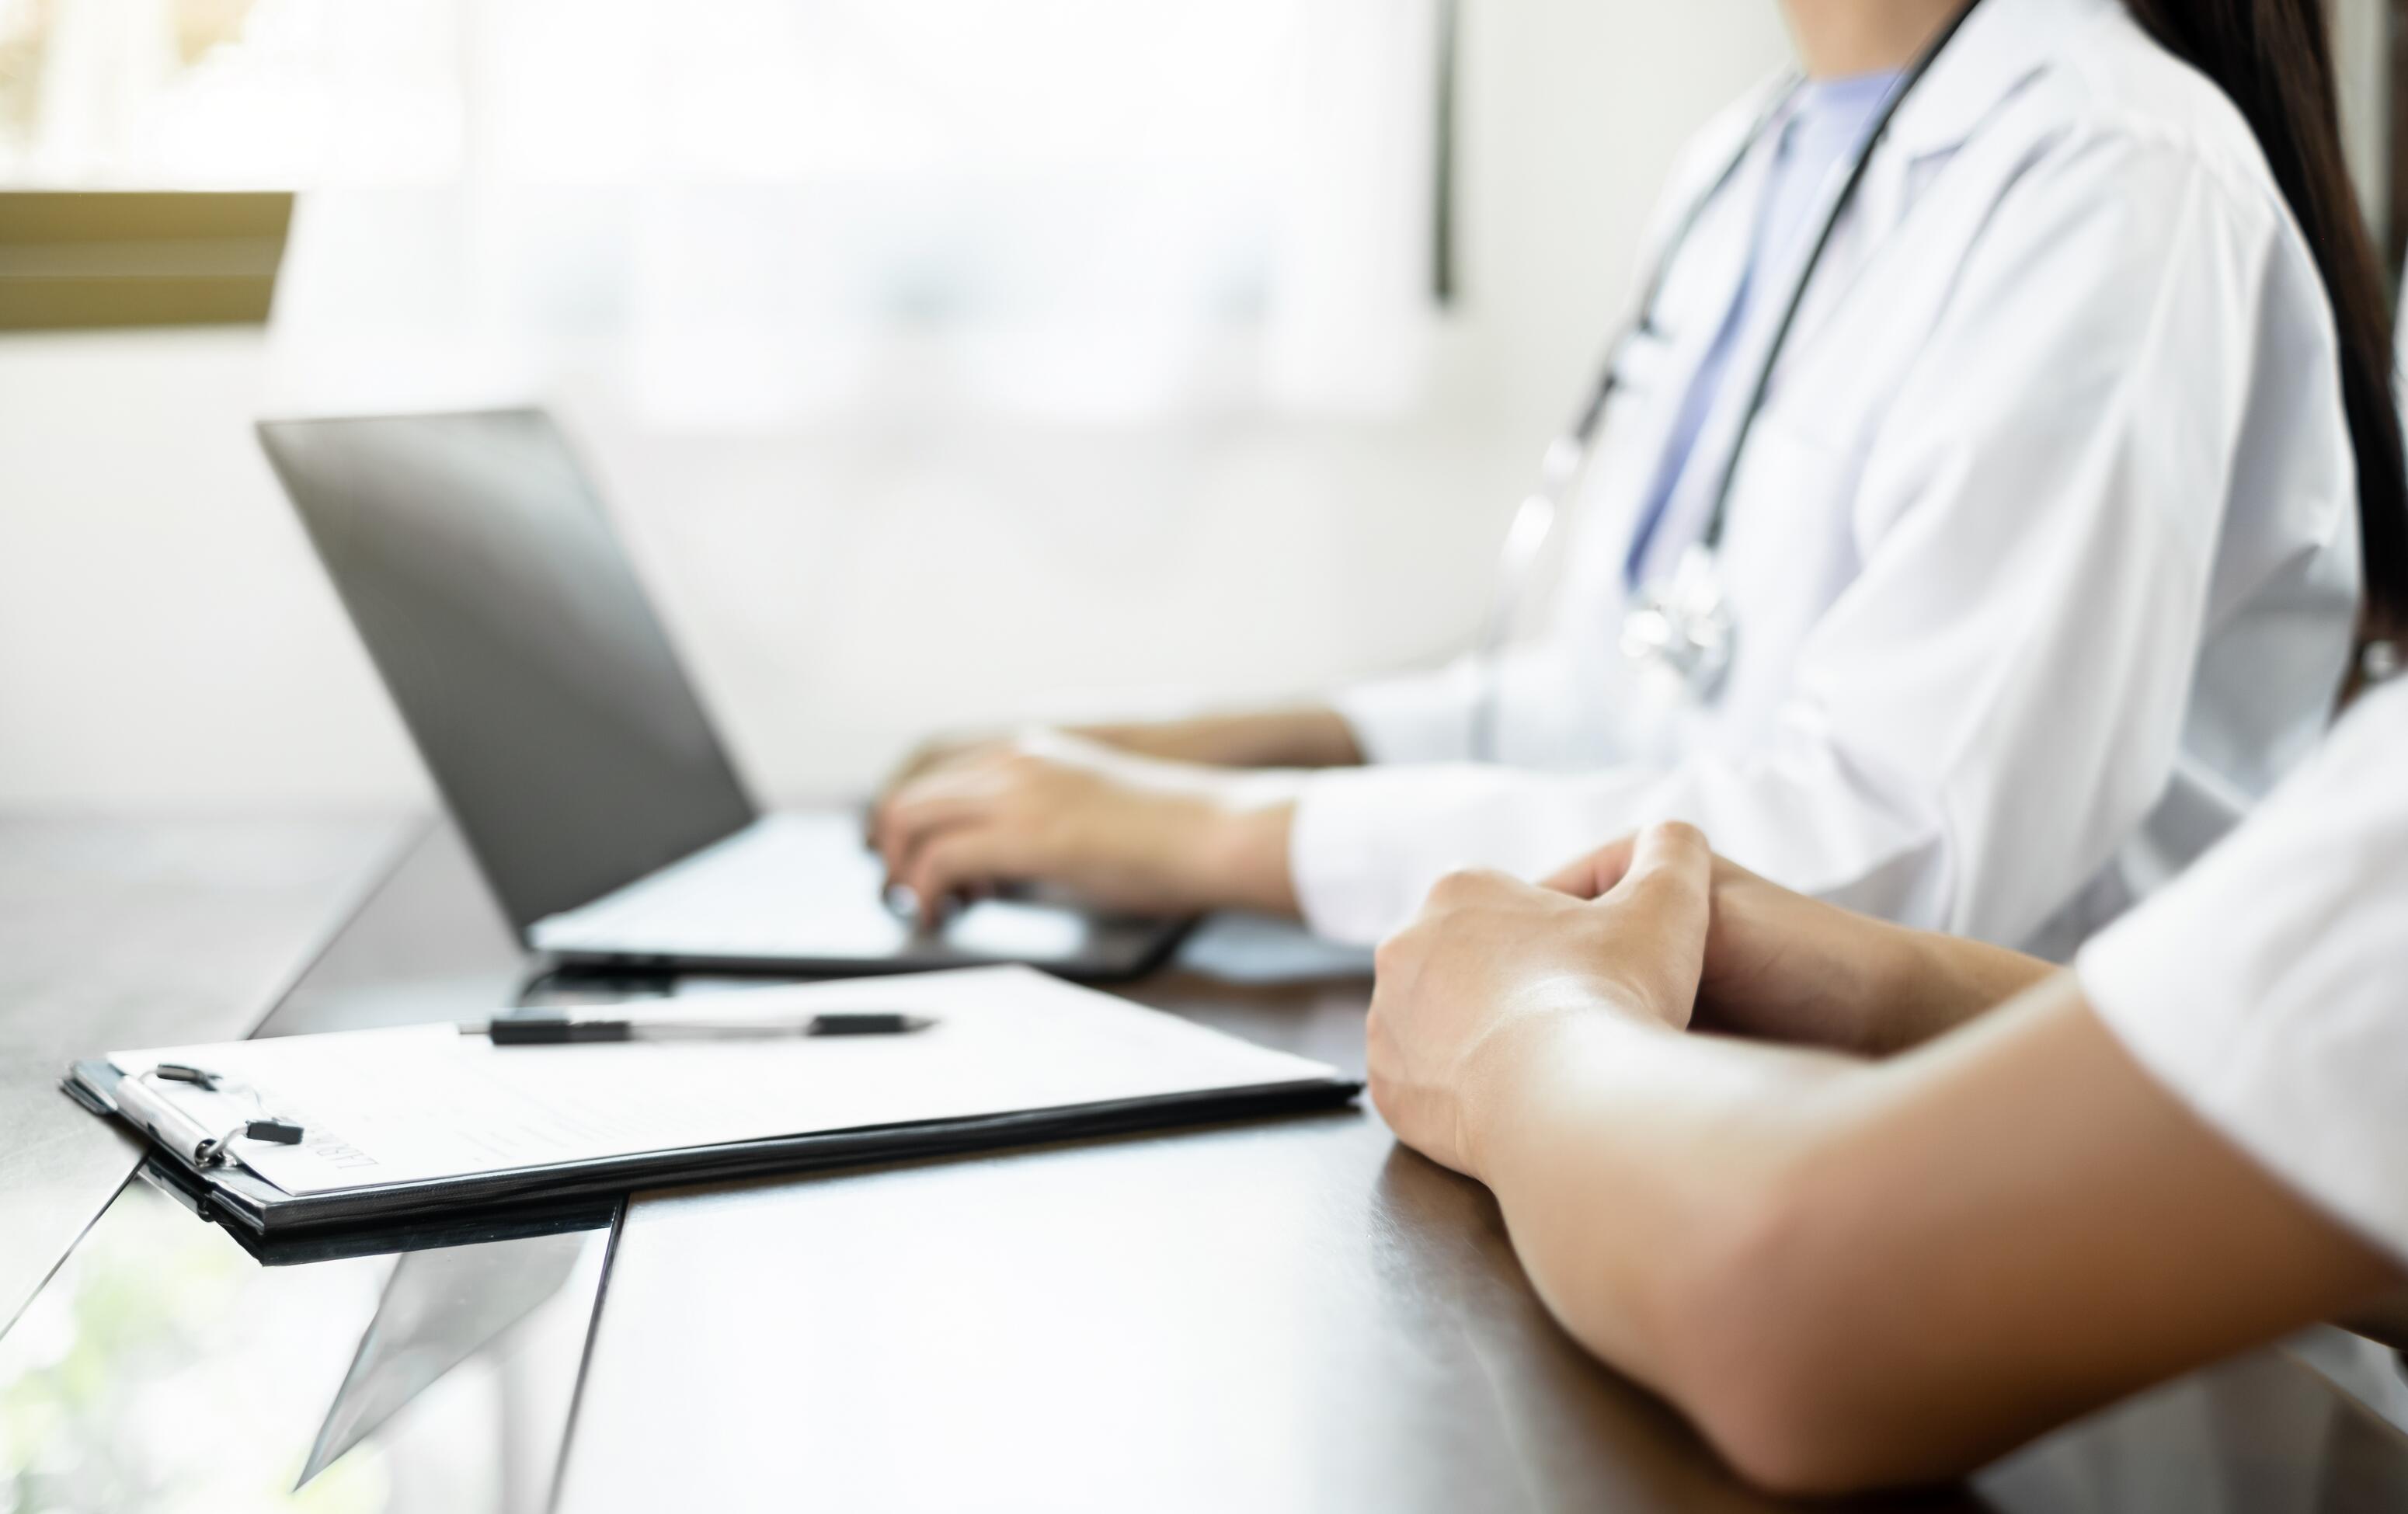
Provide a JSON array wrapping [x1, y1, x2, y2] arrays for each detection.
[[4, 816, 2405, 1512]]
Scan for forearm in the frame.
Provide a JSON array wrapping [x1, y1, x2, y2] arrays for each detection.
[[1856, 921, 2059, 1051], [1692, 869, 2061, 1056], [1195, 778, 1303, 917], [1077, 706, 1364, 770], [1463, 983, 2403, 1493], [1468, 1004, 1857, 1397]]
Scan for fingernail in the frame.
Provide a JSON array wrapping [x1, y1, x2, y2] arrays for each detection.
[[884, 883, 920, 920]]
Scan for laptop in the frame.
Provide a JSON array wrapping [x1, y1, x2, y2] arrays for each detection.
[[258, 409, 1189, 980]]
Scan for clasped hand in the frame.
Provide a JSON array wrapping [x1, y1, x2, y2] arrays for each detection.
[[1366, 823, 1716, 1178], [1369, 823, 1923, 1179]]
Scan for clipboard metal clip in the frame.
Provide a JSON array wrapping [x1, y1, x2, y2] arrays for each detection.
[[120, 1063, 306, 1168]]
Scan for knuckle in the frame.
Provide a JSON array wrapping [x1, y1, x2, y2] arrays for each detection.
[[1625, 867, 1686, 904], [1650, 820, 1709, 854], [1428, 868, 1482, 903], [915, 840, 962, 882], [1429, 866, 1514, 909], [1373, 923, 1433, 983]]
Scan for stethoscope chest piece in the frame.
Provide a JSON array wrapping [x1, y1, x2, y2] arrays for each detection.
[[2362, 639, 2403, 688], [1620, 544, 1737, 704]]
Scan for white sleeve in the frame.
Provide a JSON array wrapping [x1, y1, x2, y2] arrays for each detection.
[[1331, 653, 1484, 766], [2079, 683, 2408, 1267], [1294, 133, 2302, 945], [1332, 640, 1616, 767]]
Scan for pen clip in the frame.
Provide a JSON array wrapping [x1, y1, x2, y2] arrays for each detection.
[[809, 1012, 931, 1036], [486, 1011, 633, 1046]]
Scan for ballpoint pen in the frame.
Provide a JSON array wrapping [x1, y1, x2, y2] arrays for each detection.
[[464, 1010, 938, 1046]]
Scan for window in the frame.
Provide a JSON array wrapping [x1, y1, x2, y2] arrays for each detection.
[[0, 0, 458, 185], [3, 0, 1449, 421]]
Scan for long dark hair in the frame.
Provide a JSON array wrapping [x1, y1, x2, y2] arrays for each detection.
[[2122, 0, 2407, 695]]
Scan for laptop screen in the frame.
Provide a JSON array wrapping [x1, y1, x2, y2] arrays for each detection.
[[259, 409, 758, 934]]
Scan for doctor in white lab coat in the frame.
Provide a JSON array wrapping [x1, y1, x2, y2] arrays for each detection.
[[872, 0, 2378, 954]]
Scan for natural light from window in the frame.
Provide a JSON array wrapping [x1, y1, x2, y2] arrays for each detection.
[[4, 0, 1445, 423]]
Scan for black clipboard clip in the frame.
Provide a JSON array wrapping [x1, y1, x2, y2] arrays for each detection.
[[120, 1062, 305, 1167]]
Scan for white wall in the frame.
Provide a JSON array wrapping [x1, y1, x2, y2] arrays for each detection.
[[0, 0, 1789, 811], [2337, 0, 2389, 234], [0, 327, 427, 808]]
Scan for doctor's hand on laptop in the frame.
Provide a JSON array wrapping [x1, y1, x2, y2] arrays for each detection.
[[871, 729, 1300, 928], [261, 409, 1189, 980]]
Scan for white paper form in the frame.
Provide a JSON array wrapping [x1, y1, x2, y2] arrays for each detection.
[[108, 967, 1345, 1198]]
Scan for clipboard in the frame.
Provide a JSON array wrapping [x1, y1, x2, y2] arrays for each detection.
[[124, 1152, 621, 1268], [64, 967, 1359, 1244]]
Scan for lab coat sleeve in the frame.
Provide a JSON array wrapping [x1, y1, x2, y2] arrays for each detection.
[[1293, 131, 2300, 946], [1330, 654, 1484, 764], [1332, 641, 1599, 765]]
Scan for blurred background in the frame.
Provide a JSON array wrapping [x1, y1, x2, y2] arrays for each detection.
[[0, 0, 2389, 811]]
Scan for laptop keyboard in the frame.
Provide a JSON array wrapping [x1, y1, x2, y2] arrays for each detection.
[[531, 813, 914, 958], [530, 811, 1094, 962]]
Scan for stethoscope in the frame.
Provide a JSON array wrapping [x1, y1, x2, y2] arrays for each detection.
[[1470, 0, 1985, 763]]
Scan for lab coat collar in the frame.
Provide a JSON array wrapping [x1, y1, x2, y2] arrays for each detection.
[[1882, 0, 2114, 160], [1766, 0, 2111, 394]]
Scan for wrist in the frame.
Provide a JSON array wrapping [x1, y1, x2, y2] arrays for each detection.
[[1866, 922, 2030, 1051], [1458, 1006, 1564, 1184], [1849, 921, 1936, 1052], [1461, 997, 1648, 1183], [1194, 778, 1301, 917]]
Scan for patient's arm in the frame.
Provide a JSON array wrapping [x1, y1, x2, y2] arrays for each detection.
[[1370, 843, 2404, 1495], [1544, 836, 2057, 1054], [1484, 980, 2394, 1491]]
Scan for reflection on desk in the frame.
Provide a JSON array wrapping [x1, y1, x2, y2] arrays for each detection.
[[0, 1175, 607, 1512]]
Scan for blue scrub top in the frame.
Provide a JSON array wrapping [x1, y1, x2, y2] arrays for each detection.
[[1624, 70, 1903, 590]]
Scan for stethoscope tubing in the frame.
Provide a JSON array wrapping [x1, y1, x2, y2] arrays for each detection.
[[1470, 0, 1986, 762]]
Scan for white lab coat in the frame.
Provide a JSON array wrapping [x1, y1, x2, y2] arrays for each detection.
[[1293, 0, 2361, 950]]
